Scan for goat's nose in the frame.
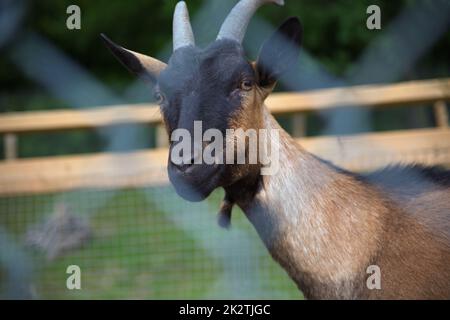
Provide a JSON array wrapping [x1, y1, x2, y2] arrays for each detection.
[[170, 143, 203, 172]]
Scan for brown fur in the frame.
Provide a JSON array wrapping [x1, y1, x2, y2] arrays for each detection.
[[224, 96, 450, 299]]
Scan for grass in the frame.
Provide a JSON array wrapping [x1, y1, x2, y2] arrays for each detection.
[[0, 186, 301, 299]]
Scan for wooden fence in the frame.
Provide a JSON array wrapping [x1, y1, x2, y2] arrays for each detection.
[[0, 78, 449, 196]]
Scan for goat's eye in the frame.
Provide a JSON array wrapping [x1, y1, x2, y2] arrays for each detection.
[[154, 91, 165, 104], [240, 79, 253, 91]]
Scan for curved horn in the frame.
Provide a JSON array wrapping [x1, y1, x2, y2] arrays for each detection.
[[173, 1, 195, 51], [217, 0, 284, 43]]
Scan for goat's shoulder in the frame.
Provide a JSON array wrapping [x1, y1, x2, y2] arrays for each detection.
[[363, 164, 450, 192], [363, 164, 450, 239]]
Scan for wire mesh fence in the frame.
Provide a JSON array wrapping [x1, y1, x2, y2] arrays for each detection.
[[0, 180, 300, 299]]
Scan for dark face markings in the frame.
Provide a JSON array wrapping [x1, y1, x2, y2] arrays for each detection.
[[157, 39, 259, 201], [157, 39, 255, 135]]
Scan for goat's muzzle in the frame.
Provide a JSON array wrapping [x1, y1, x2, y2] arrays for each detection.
[[167, 151, 222, 202]]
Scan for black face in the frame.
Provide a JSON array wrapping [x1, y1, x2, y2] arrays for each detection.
[[156, 40, 256, 201]]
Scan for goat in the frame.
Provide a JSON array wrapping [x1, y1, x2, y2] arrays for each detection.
[[102, 0, 450, 299]]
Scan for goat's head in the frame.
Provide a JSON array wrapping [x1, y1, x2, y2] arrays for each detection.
[[102, 0, 302, 203]]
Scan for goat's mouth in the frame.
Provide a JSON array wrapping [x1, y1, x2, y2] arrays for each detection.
[[168, 161, 222, 202]]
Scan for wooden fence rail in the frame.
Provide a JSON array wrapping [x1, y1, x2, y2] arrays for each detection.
[[1, 78, 449, 134], [0, 78, 449, 196]]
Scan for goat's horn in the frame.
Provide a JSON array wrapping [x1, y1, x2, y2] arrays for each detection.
[[173, 1, 195, 51], [216, 0, 284, 43]]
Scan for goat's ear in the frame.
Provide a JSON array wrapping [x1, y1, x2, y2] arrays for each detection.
[[256, 17, 302, 87], [100, 33, 167, 84]]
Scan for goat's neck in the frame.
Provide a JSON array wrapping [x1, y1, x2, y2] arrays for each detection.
[[227, 106, 389, 299]]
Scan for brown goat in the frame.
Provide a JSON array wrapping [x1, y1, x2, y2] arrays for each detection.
[[102, 0, 450, 299]]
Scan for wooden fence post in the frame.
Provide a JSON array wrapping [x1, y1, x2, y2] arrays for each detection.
[[292, 114, 306, 137], [433, 100, 449, 129], [155, 124, 169, 148], [4, 133, 18, 160]]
